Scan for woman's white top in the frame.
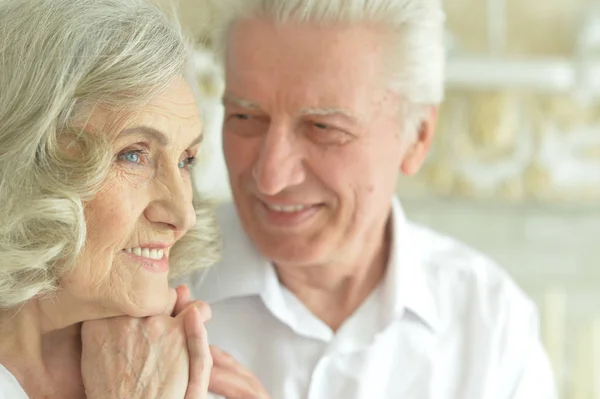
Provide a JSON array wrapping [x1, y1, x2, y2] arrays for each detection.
[[0, 365, 28, 399]]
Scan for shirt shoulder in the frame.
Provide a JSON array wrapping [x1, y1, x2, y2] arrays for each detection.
[[0, 365, 29, 399], [408, 222, 538, 327]]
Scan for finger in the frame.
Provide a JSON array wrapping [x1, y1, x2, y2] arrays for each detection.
[[175, 300, 212, 323], [162, 287, 179, 316], [208, 366, 256, 399], [209, 348, 269, 398], [174, 284, 193, 316], [210, 345, 253, 376], [210, 345, 242, 369], [191, 300, 212, 322], [184, 306, 212, 399], [209, 366, 270, 399]]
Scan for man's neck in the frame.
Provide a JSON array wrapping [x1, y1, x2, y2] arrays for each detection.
[[275, 220, 391, 332]]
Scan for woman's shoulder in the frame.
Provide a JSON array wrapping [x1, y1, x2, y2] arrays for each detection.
[[0, 365, 29, 399]]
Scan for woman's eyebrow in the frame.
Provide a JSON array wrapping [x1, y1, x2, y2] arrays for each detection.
[[120, 125, 203, 148], [120, 125, 169, 146]]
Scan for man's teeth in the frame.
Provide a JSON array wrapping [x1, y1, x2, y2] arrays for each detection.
[[124, 247, 164, 260], [267, 204, 308, 213]]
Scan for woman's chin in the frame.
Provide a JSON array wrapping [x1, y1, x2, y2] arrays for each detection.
[[120, 285, 173, 318]]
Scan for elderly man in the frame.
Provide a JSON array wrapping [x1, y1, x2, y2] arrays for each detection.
[[184, 0, 557, 398]]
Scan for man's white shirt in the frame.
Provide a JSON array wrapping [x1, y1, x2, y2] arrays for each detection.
[[182, 198, 557, 399]]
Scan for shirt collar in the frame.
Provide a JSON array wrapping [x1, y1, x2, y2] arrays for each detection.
[[186, 201, 270, 303], [381, 198, 439, 332], [193, 198, 439, 332]]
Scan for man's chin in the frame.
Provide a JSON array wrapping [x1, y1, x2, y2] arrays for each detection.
[[260, 241, 328, 268]]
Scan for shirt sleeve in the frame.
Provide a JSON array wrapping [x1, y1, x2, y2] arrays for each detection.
[[499, 298, 558, 399], [508, 340, 558, 399]]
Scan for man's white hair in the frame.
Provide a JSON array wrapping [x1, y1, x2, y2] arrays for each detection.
[[214, 0, 445, 136], [0, 0, 220, 309]]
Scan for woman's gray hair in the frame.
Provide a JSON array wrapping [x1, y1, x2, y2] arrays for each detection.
[[0, 0, 220, 308]]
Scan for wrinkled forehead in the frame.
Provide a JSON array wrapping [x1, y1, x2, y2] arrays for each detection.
[[82, 79, 203, 147], [225, 18, 392, 114]]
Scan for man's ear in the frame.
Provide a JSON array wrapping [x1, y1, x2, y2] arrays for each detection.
[[400, 106, 438, 176]]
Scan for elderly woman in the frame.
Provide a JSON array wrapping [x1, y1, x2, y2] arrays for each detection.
[[0, 0, 222, 397]]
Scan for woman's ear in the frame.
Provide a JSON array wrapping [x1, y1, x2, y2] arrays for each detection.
[[400, 106, 438, 176]]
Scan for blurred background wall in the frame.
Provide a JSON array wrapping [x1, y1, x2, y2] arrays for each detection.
[[162, 0, 600, 396]]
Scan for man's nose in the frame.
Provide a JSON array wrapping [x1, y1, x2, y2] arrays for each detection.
[[252, 129, 306, 196]]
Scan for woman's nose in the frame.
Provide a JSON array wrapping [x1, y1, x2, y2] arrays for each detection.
[[144, 172, 197, 233]]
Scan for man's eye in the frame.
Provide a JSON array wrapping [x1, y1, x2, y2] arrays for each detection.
[[233, 113, 251, 120], [314, 122, 330, 129]]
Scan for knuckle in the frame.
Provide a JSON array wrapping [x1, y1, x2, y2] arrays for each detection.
[[143, 314, 169, 330], [194, 301, 211, 315], [199, 357, 213, 376], [140, 316, 172, 341]]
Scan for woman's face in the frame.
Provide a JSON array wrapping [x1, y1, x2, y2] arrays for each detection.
[[59, 77, 203, 318]]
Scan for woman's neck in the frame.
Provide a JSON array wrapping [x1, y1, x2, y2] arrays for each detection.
[[0, 300, 85, 398]]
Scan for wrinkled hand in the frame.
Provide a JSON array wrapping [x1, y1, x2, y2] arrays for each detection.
[[81, 285, 212, 399], [208, 346, 271, 399], [171, 287, 270, 399]]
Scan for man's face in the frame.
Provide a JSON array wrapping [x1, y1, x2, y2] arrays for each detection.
[[222, 18, 434, 268]]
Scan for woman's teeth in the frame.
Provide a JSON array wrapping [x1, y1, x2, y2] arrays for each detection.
[[124, 247, 164, 260], [266, 204, 308, 212]]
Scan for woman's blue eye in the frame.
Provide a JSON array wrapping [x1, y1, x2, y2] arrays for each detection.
[[178, 156, 197, 169], [118, 150, 143, 164]]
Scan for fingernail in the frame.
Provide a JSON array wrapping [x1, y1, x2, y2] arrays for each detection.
[[195, 304, 212, 320]]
